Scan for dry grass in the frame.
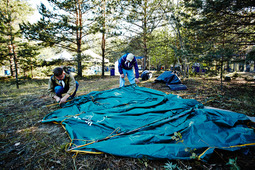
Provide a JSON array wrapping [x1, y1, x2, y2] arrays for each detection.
[[0, 73, 255, 169]]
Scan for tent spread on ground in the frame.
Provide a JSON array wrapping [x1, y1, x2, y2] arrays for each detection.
[[155, 71, 187, 91], [42, 85, 255, 161]]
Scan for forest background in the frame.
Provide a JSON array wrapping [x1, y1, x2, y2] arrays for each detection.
[[1, 0, 254, 82]]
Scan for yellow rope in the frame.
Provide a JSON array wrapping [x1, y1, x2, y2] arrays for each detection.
[[178, 93, 196, 97], [198, 147, 212, 160], [67, 132, 122, 152], [70, 150, 104, 155], [54, 116, 255, 157], [46, 99, 73, 107], [198, 143, 255, 160], [106, 127, 121, 138], [46, 90, 91, 108], [60, 113, 83, 124], [72, 152, 79, 159], [46, 94, 255, 158], [221, 143, 255, 148], [202, 96, 219, 105], [43, 113, 83, 123]]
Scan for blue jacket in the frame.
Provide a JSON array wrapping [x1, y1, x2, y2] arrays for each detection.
[[118, 53, 139, 78]]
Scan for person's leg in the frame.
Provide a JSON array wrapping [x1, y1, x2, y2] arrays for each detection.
[[70, 81, 79, 98], [126, 69, 135, 84], [54, 86, 64, 97], [119, 69, 127, 87]]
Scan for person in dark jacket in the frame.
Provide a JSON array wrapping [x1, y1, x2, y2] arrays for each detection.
[[118, 53, 140, 87], [47, 67, 79, 104]]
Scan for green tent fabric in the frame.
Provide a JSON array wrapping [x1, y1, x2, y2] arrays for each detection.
[[42, 85, 255, 161]]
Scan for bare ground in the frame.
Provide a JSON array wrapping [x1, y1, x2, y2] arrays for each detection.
[[0, 73, 255, 169]]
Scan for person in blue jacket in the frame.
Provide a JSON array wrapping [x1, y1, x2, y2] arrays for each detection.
[[118, 53, 140, 87]]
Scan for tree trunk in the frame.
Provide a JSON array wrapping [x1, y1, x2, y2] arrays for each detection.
[[11, 44, 19, 89], [7, 0, 19, 88], [102, 35, 105, 76], [220, 33, 226, 92], [220, 55, 223, 91], [8, 45, 14, 76], [143, 0, 148, 71], [31, 64, 33, 78], [101, 0, 106, 77], [76, 0, 83, 77], [9, 56, 14, 76]]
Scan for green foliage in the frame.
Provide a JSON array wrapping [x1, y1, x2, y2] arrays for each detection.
[[178, 0, 254, 80], [171, 132, 198, 160], [138, 157, 149, 167], [148, 29, 176, 70], [1, 76, 255, 168], [171, 132, 183, 143], [0, 43, 8, 65], [41, 66, 54, 77], [207, 70, 218, 77], [226, 157, 240, 170], [182, 0, 254, 49], [114, 0, 169, 69], [184, 148, 198, 159], [164, 161, 181, 170], [20, 0, 97, 76], [0, 0, 35, 85], [18, 42, 41, 77]]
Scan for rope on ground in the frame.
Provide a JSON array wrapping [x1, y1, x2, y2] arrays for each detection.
[[46, 99, 73, 107], [198, 143, 255, 160], [66, 109, 193, 153]]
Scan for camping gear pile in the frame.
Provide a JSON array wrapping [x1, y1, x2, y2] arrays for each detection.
[[141, 70, 152, 81], [155, 71, 187, 90]]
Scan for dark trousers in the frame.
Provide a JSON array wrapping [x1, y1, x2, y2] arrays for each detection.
[[54, 81, 79, 98]]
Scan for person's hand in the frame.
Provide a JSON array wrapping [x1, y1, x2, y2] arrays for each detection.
[[120, 74, 124, 78], [59, 97, 67, 105], [135, 78, 140, 84], [54, 96, 61, 102], [59, 94, 70, 105]]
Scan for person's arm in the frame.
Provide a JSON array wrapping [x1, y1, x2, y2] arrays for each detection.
[[54, 95, 61, 102], [118, 58, 124, 75], [59, 75, 76, 104], [119, 53, 129, 75], [47, 77, 57, 98], [118, 58, 126, 78], [47, 77, 62, 102], [66, 74, 76, 96], [134, 60, 139, 78], [133, 60, 140, 83]]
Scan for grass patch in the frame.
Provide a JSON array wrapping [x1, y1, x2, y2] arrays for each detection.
[[1, 73, 255, 169]]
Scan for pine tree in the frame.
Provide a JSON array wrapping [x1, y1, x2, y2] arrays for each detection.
[[182, 0, 255, 51], [148, 28, 176, 71], [115, 0, 167, 70], [18, 42, 40, 78], [20, 0, 99, 77], [0, 0, 34, 88], [182, 0, 255, 90]]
